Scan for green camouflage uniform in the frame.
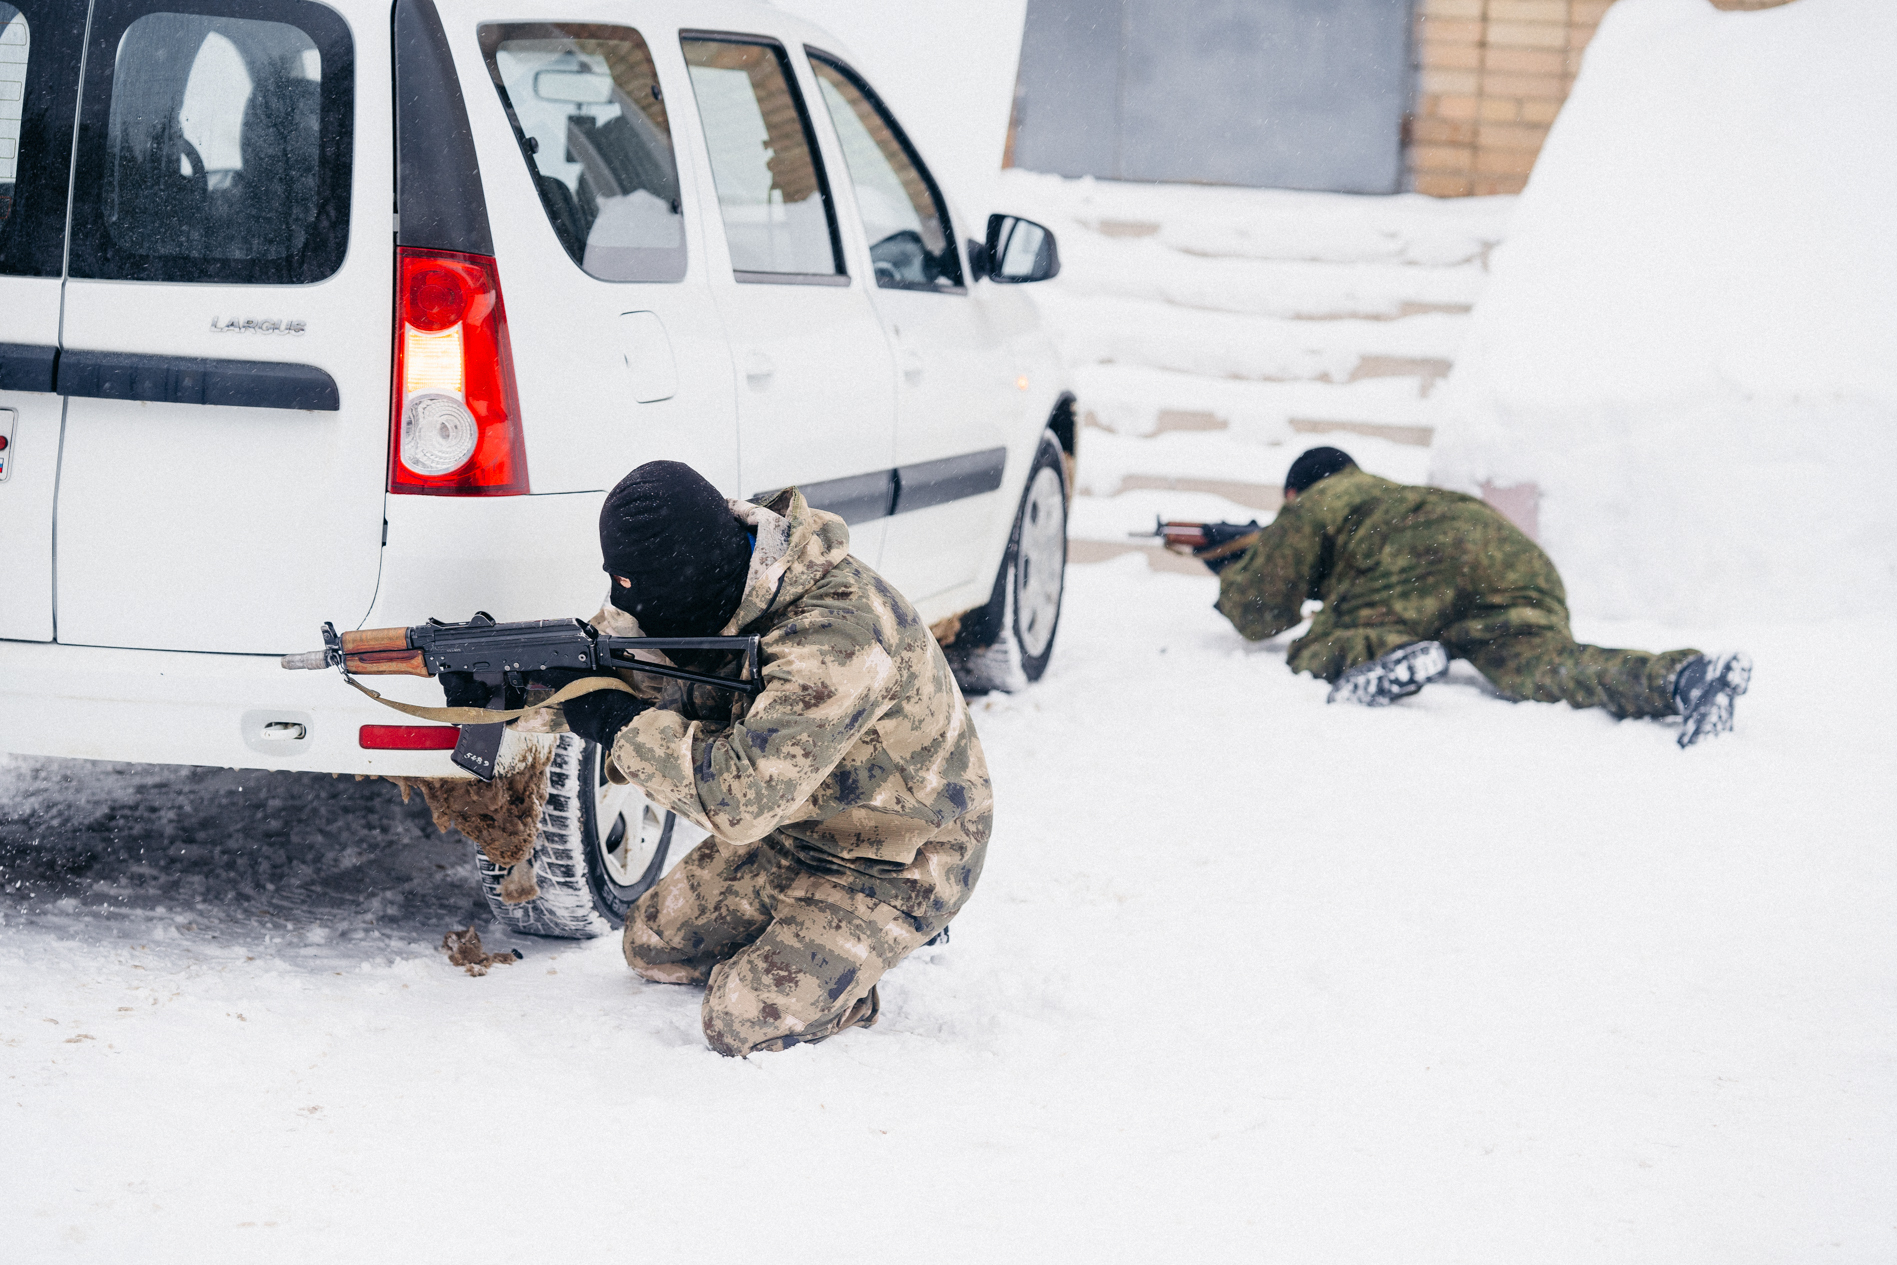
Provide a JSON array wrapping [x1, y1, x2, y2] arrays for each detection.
[[603, 489, 991, 1056], [1215, 468, 1697, 717]]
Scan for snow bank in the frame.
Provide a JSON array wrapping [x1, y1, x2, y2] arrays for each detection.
[[1430, 0, 1897, 623]]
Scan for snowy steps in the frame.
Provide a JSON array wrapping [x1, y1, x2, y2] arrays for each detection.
[[990, 171, 1513, 569]]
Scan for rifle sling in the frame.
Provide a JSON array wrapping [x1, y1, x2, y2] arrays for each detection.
[[344, 674, 642, 726]]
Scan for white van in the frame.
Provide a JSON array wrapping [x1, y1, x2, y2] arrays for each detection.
[[0, 0, 1073, 935]]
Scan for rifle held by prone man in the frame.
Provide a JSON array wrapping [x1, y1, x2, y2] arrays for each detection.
[[1133, 517, 1263, 569]]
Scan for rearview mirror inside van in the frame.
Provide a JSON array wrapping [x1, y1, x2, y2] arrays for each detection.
[[534, 66, 614, 105]]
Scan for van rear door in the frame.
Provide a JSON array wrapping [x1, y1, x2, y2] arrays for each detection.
[[53, 0, 389, 654], [0, 1, 83, 642]]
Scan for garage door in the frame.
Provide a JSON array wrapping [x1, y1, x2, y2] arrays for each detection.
[[1011, 0, 1414, 195]]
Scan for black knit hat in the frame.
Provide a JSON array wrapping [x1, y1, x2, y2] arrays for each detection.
[[598, 461, 752, 637], [1284, 446, 1357, 494]]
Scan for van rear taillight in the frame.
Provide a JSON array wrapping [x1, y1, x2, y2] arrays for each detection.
[[390, 248, 529, 495], [360, 724, 461, 750]]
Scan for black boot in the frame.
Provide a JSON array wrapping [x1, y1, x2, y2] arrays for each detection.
[[1672, 652, 1752, 748], [1327, 640, 1451, 707]]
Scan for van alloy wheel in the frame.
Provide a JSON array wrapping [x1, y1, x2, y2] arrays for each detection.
[[944, 430, 1069, 692], [1014, 464, 1067, 662], [584, 745, 673, 919], [473, 734, 674, 938]]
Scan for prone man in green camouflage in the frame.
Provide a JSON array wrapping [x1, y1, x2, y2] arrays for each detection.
[[547, 462, 990, 1056], [1195, 447, 1750, 747]]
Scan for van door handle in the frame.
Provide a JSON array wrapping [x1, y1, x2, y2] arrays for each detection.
[[900, 349, 924, 384], [743, 351, 774, 387]]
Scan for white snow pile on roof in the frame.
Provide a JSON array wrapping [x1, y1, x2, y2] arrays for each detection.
[[1429, 0, 1897, 624]]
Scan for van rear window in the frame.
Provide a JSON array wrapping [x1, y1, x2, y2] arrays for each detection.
[[0, 1, 84, 278], [479, 23, 687, 284], [67, 0, 354, 285]]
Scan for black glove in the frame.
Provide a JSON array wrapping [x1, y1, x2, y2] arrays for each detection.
[[538, 669, 651, 748], [562, 688, 650, 748], [439, 671, 491, 709]]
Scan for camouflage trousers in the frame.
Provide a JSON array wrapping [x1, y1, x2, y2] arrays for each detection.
[[1290, 621, 1698, 720], [623, 837, 946, 1057]]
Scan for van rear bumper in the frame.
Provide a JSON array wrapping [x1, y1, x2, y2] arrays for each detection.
[[0, 639, 467, 776]]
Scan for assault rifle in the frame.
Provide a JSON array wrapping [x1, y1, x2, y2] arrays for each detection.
[[1134, 517, 1263, 564], [282, 612, 760, 779]]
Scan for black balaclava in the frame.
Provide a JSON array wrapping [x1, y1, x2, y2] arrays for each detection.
[[1284, 446, 1357, 495], [599, 461, 753, 637]]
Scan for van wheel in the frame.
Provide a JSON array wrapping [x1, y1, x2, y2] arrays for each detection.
[[474, 733, 674, 938], [948, 431, 1068, 692]]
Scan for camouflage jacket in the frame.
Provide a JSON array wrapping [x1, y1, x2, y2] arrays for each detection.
[[602, 489, 991, 921], [1215, 467, 1570, 647]]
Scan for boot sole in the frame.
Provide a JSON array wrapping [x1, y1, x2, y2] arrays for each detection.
[[1678, 653, 1751, 748], [1328, 642, 1450, 706]]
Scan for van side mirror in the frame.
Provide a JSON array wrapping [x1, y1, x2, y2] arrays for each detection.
[[979, 214, 1060, 283]]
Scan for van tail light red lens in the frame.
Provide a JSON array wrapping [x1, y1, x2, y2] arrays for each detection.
[[390, 248, 529, 495], [359, 724, 462, 750]]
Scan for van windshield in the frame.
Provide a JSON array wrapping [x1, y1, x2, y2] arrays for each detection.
[[479, 24, 687, 284]]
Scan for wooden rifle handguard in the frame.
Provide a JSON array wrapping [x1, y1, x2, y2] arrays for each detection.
[[344, 649, 430, 676], [339, 626, 411, 654]]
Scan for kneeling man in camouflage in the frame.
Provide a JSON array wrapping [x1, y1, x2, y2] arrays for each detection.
[[552, 462, 989, 1057]]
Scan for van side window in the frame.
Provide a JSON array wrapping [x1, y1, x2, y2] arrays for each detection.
[[67, 0, 353, 285], [479, 24, 686, 284], [0, 2, 84, 278], [681, 36, 843, 283], [808, 53, 961, 292]]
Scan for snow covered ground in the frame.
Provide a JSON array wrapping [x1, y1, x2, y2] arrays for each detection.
[[8, 4, 1894, 1253], [5, 560, 1892, 1261]]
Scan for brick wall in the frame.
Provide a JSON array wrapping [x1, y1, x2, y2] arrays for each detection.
[[1408, 0, 1797, 197], [1408, 0, 1609, 197]]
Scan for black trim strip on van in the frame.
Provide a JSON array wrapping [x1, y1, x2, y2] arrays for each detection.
[[57, 351, 341, 412], [752, 447, 1008, 525], [0, 344, 60, 394], [795, 469, 897, 524], [395, 0, 495, 256], [894, 447, 1008, 514]]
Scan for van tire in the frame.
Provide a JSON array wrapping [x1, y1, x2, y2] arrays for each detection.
[[947, 431, 1068, 693], [474, 733, 674, 938]]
